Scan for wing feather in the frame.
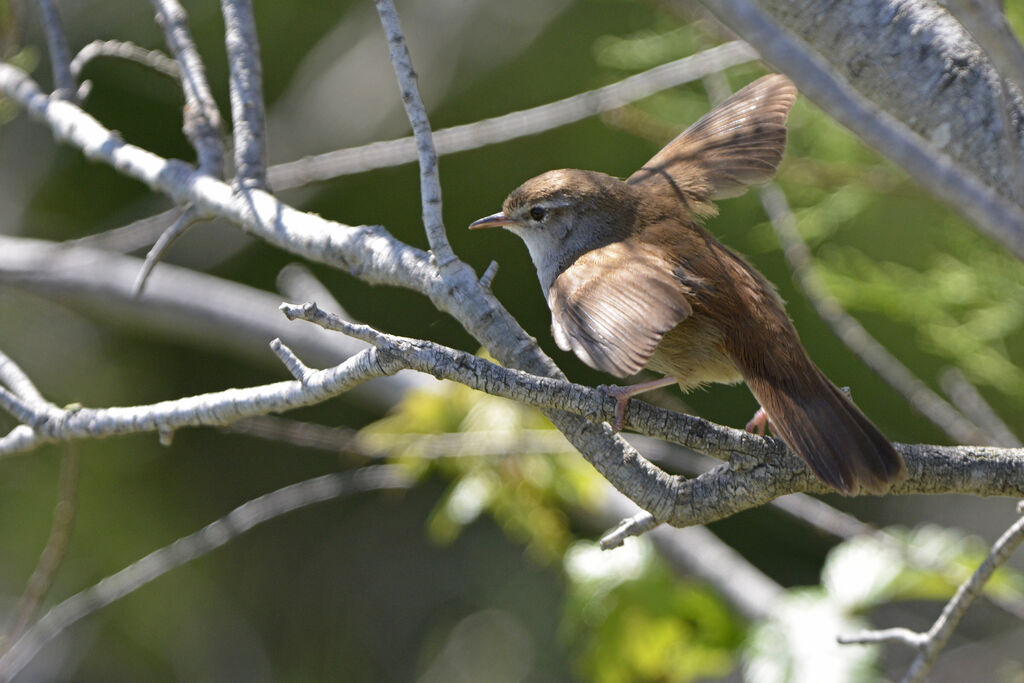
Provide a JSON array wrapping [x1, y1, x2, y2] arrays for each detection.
[[549, 240, 691, 377], [627, 74, 797, 202]]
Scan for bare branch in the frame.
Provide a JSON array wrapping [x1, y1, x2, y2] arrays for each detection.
[[269, 337, 313, 382], [701, 0, 1024, 261], [839, 504, 1024, 683], [0, 350, 49, 409], [757, 183, 990, 445], [150, 0, 224, 177], [478, 261, 499, 290], [35, 0, 75, 100], [838, 627, 927, 648], [70, 40, 179, 81], [739, 0, 1024, 205], [3, 302, 1017, 529], [131, 204, 205, 296], [220, 0, 267, 189], [601, 511, 659, 549], [373, 0, 452, 266], [267, 41, 757, 187], [0, 465, 414, 681], [939, 0, 1024, 126], [0, 235, 428, 409]]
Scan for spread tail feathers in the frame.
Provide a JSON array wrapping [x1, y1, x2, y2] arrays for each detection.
[[747, 367, 906, 494]]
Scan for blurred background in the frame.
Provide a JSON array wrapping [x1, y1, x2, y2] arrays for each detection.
[[1, 0, 1024, 680]]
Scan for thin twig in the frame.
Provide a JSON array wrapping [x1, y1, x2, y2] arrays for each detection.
[[0, 350, 48, 409], [373, 0, 452, 266], [701, 0, 1024, 261], [267, 41, 757, 188], [276, 263, 348, 316], [70, 39, 179, 81], [757, 182, 990, 445], [65, 206, 184, 252], [0, 465, 414, 681], [35, 0, 75, 100], [269, 337, 313, 382], [150, 0, 224, 177], [0, 234, 430, 410], [131, 204, 204, 296], [0, 443, 80, 654], [220, 0, 267, 189], [839, 504, 1024, 683]]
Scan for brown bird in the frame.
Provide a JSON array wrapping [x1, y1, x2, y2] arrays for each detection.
[[470, 74, 905, 495]]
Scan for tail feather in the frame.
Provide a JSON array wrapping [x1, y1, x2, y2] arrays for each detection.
[[746, 367, 906, 494]]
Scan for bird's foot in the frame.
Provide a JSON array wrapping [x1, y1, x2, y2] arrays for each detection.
[[598, 376, 679, 431], [745, 406, 772, 435], [598, 384, 632, 431]]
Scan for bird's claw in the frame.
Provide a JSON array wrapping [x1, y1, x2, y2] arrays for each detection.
[[598, 384, 631, 431], [745, 406, 770, 435]]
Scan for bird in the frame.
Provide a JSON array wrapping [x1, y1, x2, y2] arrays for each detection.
[[468, 73, 906, 495]]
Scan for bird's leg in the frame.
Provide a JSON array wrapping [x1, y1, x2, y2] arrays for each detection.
[[599, 376, 679, 431], [745, 406, 772, 435]]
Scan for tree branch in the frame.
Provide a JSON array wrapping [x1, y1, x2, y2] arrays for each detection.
[[839, 503, 1024, 683], [0, 59, 680, 525], [736, 0, 1024, 206], [35, 0, 75, 100], [373, 0, 452, 266], [220, 0, 267, 189], [69, 40, 180, 82], [701, 0, 1024, 261], [267, 40, 757, 187], [150, 0, 225, 177], [1, 306, 1020, 529]]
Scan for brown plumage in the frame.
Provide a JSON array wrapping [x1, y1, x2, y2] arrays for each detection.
[[470, 75, 906, 494]]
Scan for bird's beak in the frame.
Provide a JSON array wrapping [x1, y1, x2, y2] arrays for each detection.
[[469, 212, 514, 230]]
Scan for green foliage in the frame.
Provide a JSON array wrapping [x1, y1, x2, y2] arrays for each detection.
[[359, 369, 606, 563], [564, 540, 745, 683], [359, 372, 746, 680], [821, 229, 1024, 398]]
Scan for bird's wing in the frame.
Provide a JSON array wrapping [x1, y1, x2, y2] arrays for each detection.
[[627, 74, 796, 203], [548, 239, 691, 377]]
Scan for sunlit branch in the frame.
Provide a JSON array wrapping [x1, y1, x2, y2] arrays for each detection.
[[374, 0, 453, 265], [70, 40, 180, 81], [35, 0, 75, 100], [702, 0, 1024, 261], [268, 41, 757, 188], [221, 0, 267, 189], [150, 0, 224, 177]]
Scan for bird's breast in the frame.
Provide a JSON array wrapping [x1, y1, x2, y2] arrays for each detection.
[[646, 313, 744, 390]]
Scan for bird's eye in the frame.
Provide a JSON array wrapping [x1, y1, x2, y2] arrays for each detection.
[[529, 206, 546, 221]]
